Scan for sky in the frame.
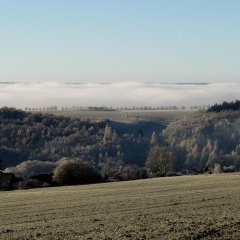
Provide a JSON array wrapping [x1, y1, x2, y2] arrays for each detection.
[[0, 0, 240, 83]]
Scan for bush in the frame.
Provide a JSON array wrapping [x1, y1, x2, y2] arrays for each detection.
[[223, 165, 236, 173], [212, 163, 223, 174], [165, 171, 178, 177], [18, 179, 50, 190], [4, 160, 57, 178], [120, 165, 147, 181], [52, 158, 101, 185]]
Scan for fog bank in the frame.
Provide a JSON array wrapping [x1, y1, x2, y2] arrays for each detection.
[[0, 82, 239, 108]]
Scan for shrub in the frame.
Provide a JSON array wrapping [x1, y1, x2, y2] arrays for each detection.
[[4, 160, 57, 178], [120, 165, 147, 181], [18, 179, 50, 190], [52, 158, 100, 185], [213, 163, 223, 174], [223, 165, 236, 173]]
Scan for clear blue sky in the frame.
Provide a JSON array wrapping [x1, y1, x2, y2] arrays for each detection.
[[0, 0, 240, 83]]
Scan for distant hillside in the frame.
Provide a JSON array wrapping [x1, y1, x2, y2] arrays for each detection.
[[163, 109, 240, 171], [0, 108, 165, 167], [0, 108, 104, 166], [1, 106, 239, 173]]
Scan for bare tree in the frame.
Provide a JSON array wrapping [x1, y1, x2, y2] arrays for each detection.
[[146, 145, 174, 177], [103, 125, 113, 143], [150, 131, 158, 145]]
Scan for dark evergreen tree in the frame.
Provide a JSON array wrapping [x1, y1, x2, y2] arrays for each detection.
[[208, 100, 240, 112]]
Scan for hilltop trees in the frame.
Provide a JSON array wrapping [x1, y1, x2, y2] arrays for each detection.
[[208, 100, 240, 112], [0, 107, 27, 121], [146, 145, 175, 177]]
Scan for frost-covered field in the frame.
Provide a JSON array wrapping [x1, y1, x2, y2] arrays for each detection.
[[0, 174, 240, 240], [48, 109, 192, 123]]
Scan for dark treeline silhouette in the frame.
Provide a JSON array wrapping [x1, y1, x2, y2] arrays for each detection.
[[208, 100, 240, 112]]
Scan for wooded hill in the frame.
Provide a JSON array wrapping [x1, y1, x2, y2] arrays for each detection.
[[0, 107, 164, 168], [163, 109, 240, 172], [1, 105, 240, 175]]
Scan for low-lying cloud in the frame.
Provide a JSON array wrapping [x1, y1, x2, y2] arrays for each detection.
[[0, 82, 239, 108]]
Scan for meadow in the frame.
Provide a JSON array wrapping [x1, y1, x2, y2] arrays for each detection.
[[0, 174, 239, 240], [46, 109, 194, 123]]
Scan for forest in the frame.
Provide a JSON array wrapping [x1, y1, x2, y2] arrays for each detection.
[[163, 109, 240, 172], [0, 100, 240, 189]]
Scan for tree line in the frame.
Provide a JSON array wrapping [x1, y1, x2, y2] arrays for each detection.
[[208, 100, 240, 112]]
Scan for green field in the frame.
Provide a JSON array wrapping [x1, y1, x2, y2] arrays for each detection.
[[43, 109, 194, 123], [1, 174, 240, 240]]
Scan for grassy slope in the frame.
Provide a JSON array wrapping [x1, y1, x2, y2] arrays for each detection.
[[0, 174, 240, 240]]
